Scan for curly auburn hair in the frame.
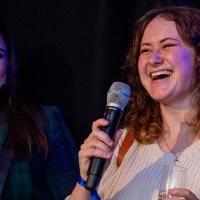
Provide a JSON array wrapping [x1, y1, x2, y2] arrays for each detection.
[[122, 7, 200, 144]]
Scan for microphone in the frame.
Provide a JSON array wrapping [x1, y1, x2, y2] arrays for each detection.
[[85, 82, 131, 191]]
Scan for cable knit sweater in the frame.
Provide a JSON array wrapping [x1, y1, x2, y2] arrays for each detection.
[[98, 130, 200, 200]]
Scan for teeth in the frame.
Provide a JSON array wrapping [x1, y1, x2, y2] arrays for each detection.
[[151, 70, 172, 78]]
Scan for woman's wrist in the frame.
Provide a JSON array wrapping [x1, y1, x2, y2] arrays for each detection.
[[77, 176, 87, 187], [77, 176, 101, 200]]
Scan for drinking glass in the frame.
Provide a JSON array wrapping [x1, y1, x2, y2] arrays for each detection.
[[158, 165, 187, 199]]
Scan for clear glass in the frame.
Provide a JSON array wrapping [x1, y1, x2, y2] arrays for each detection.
[[158, 165, 187, 199]]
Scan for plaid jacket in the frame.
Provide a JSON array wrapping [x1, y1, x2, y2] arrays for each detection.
[[0, 106, 79, 200]]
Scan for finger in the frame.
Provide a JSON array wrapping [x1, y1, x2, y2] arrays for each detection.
[[169, 188, 198, 200], [79, 147, 113, 160], [81, 136, 113, 153], [78, 147, 113, 180], [85, 128, 113, 147], [92, 118, 109, 130]]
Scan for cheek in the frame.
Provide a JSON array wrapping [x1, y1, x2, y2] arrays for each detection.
[[175, 47, 196, 68], [178, 56, 196, 79]]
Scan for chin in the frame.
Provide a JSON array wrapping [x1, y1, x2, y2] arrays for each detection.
[[151, 95, 171, 104]]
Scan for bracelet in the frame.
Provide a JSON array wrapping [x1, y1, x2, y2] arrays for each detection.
[[91, 190, 101, 200], [77, 176, 87, 187], [77, 176, 101, 200]]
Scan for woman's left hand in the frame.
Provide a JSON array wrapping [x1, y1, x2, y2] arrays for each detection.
[[168, 188, 199, 200]]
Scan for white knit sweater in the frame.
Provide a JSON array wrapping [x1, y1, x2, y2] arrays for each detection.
[[98, 130, 200, 200]]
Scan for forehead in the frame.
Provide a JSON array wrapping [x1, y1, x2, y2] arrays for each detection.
[[141, 16, 180, 42]]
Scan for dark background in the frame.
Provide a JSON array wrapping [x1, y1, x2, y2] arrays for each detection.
[[0, 0, 199, 147]]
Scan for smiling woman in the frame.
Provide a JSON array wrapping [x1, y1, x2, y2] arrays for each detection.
[[138, 16, 197, 104], [66, 6, 200, 200], [0, 20, 79, 199]]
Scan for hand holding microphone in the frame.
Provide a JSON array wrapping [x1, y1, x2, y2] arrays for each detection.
[[82, 82, 130, 191]]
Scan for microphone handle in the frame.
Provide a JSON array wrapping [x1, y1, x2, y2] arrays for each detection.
[[85, 106, 122, 191]]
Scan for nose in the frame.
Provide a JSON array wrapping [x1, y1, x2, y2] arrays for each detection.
[[149, 49, 163, 66]]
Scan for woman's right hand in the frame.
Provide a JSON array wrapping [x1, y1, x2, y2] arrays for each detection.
[[78, 118, 115, 180], [68, 119, 122, 200]]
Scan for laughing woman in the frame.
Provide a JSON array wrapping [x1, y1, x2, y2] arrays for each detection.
[[67, 6, 200, 200]]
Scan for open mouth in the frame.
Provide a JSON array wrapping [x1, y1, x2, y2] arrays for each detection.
[[151, 70, 172, 80]]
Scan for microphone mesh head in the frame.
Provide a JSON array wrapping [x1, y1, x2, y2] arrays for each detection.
[[107, 82, 131, 111]]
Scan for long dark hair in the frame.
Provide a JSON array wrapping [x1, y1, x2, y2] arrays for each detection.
[[0, 21, 48, 160]]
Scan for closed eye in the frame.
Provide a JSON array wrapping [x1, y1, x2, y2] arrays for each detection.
[[163, 43, 177, 49], [140, 48, 152, 54]]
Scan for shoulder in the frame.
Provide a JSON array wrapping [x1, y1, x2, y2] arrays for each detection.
[[40, 105, 62, 118], [37, 105, 69, 140], [39, 105, 77, 147], [39, 105, 66, 128]]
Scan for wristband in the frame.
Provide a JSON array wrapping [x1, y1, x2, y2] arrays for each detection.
[[77, 176, 101, 200], [77, 176, 87, 187]]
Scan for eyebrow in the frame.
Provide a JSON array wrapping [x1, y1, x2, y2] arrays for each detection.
[[140, 38, 180, 47]]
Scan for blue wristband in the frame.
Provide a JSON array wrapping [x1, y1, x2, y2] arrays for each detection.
[[91, 190, 101, 200], [77, 176, 101, 200], [77, 176, 87, 187]]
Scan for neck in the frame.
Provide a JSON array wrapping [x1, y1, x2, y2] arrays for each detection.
[[160, 104, 195, 136], [159, 104, 196, 153]]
